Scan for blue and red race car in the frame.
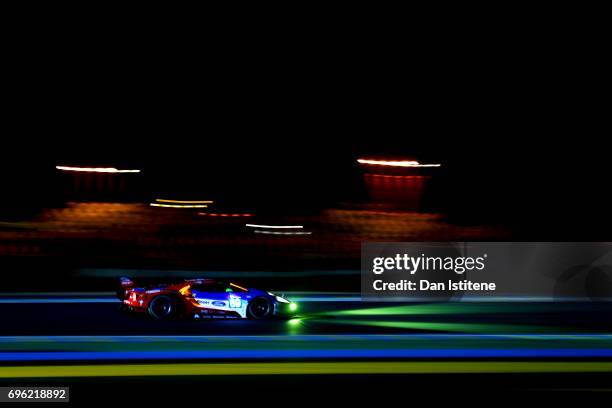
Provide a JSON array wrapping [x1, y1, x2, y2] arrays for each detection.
[[117, 277, 298, 320]]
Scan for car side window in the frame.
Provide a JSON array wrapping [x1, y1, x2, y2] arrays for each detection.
[[191, 283, 226, 293]]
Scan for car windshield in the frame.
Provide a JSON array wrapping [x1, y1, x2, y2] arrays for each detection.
[[189, 281, 247, 293], [229, 282, 248, 292]]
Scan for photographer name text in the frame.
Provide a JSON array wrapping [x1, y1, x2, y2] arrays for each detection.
[[371, 253, 496, 292]]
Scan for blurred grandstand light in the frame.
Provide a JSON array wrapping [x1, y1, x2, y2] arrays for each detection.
[[357, 159, 441, 168], [365, 174, 426, 179], [199, 213, 254, 217], [150, 203, 208, 208], [55, 166, 141, 173], [245, 224, 303, 229], [156, 199, 214, 204], [254, 230, 312, 235]]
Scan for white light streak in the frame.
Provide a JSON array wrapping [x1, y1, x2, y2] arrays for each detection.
[[357, 159, 441, 168], [56, 166, 141, 173]]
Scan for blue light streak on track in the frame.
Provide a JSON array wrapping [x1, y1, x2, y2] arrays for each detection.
[[3, 349, 612, 362], [286, 297, 360, 302], [4, 334, 612, 341], [2, 335, 612, 362]]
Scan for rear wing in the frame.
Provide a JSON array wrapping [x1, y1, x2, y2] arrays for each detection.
[[117, 277, 136, 300], [119, 277, 135, 288]]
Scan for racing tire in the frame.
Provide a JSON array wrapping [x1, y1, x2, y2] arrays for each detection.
[[247, 297, 273, 319], [147, 295, 178, 320]]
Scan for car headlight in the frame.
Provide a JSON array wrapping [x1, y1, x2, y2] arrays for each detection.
[[268, 292, 291, 304]]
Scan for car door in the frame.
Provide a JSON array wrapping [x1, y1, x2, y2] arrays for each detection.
[[191, 282, 230, 310]]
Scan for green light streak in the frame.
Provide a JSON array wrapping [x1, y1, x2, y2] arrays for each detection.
[[318, 319, 559, 333], [321, 303, 559, 317]]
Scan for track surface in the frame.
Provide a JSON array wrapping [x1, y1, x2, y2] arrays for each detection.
[[3, 294, 612, 401]]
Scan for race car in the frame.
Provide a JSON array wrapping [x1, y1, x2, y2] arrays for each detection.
[[117, 277, 298, 320]]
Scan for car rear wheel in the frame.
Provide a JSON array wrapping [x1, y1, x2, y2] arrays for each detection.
[[247, 297, 273, 319], [148, 295, 178, 320]]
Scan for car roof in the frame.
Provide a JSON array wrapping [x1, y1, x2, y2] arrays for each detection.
[[185, 278, 217, 284]]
